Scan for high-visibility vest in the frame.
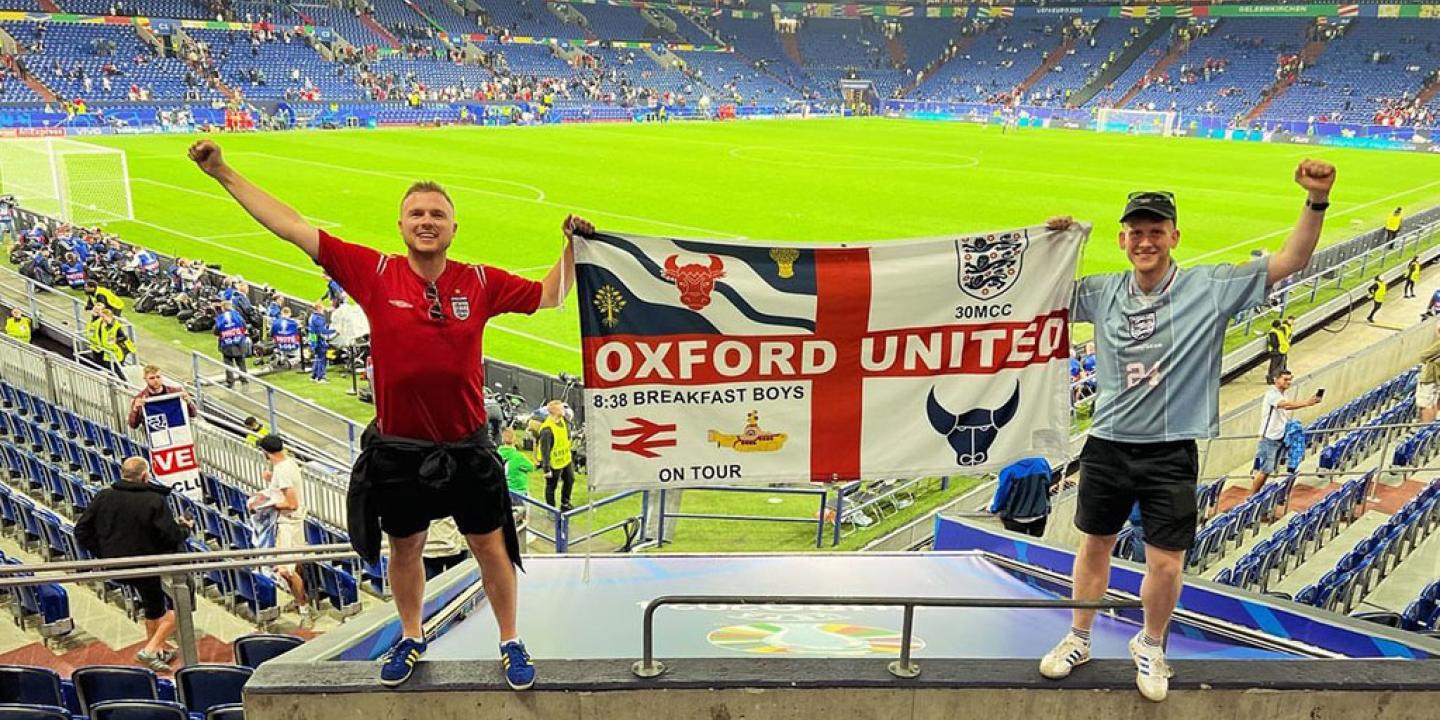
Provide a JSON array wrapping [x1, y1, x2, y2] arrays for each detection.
[[98, 320, 132, 363], [1269, 328, 1290, 355], [4, 317, 31, 344], [1386, 214, 1403, 232], [89, 286, 124, 312], [539, 416, 572, 470], [1372, 281, 1387, 304], [1410, 262, 1421, 283], [85, 317, 104, 353]]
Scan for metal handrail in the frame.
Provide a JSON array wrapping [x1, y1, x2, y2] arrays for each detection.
[[0, 551, 359, 588], [0, 543, 355, 575], [631, 594, 1142, 680]]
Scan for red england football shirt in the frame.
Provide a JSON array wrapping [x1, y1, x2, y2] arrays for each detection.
[[316, 230, 542, 442]]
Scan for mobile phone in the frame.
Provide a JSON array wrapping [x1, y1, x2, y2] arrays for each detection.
[[1316, 388, 1326, 399]]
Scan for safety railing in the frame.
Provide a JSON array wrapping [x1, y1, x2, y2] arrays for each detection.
[[189, 351, 361, 465], [512, 489, 650, 554], [0, 265, 139, 365], [0, 545, 359, 667], [631, 594, 1142, 680], [655, 485, 833, 548]]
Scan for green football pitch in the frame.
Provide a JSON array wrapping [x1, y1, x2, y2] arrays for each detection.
[[82, 117, 1440, 376]]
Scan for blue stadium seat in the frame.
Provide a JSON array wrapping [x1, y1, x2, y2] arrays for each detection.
[[0, 668, 63, 707], [203, 704, 244, 720], [175, 667, 251, 718], [231, 570, 279, 623], [0, 704, 69, 720], [88, 699, 188, 720], [72, 666, 159, 716], [233, 634, 305, 669]]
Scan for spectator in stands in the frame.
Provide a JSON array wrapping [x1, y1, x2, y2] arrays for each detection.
[[60, 251, 86, 289], [1366, 275, 1386, 323], [1265, 319, 1290, 383], [75, 457, 193, 673], [420, 518, 469, 580], [84, 279, 124, 315], [188, 139, 589, 691], [4, 307, 32, 344], [128, 365, 196, 429], [1417, 324, 1440, 423], [537, 400, 575, 512], [249, 435, 311, 623], [988, 457, 1056, 537], [94, 305, 135, 381], [243, 416, 270, 446], [1250, 370, 1320, 496], [1040, 159, 1335, 703], [306, 301, 334, 383], [214, 299, 251, 388], [1406, 257, 1421, 300], [1385, 207, 1404, 244]]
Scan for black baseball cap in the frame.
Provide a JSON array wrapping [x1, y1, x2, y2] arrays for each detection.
[[1120, 191, 1178, 224], [258, 434, 284, 453]]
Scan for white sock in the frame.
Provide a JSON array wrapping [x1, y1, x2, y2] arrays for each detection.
[[500, 636, 520, 646]]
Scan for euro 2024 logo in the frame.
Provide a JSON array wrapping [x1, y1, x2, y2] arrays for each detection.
[[955, 230, 1028, 301]]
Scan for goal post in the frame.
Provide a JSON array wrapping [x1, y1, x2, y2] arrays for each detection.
[[1096, 108, 1180, 137], [0, 138, 134, 226]]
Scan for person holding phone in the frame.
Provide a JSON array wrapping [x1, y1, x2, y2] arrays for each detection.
[[1250, 370, 1321, 495]]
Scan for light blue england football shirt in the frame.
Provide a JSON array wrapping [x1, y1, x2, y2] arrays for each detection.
[[1074, 258, 1270, 443]]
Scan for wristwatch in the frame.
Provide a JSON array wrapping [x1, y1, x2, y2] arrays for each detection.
[[1306, 199, 1330, 212]]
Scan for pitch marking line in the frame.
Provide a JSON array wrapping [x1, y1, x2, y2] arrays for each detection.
[[1186, 179, 1440, 264], [132, 178, 343, 228], [238, 151, 748, 240]]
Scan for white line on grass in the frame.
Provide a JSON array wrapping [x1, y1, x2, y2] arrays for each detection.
[[132, 178, 343, 228], [1185, 179, 1440, 263], [202, 231, 274, 241], [125, 215, 581, 354], [239, 151, 748, 240]]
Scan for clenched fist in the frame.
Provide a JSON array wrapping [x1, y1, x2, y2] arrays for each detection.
[[1295, 159, 1336, 198], [188, 139, 227, 178]]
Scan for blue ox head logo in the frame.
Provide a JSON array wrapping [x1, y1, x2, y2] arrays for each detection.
[[926, 384, 1021, 467]]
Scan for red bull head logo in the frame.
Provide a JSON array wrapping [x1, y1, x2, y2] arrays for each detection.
[[663, 254, 726, 311]]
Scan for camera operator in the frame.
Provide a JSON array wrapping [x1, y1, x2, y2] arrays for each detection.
[[0, 194, 16, 246], [60, 251, 87, 289]]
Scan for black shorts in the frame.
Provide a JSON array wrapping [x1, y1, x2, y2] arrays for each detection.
[[1075, 436, 1199, 552], [121, 577, 169, 620], [365, 442, 510, 539]]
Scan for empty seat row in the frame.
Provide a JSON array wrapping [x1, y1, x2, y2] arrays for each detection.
[[1214, 476, 1370, 594]]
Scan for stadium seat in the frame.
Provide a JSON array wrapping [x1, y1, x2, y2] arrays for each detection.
[[203, 704, 244, 720], [175, 667, 251, 718], [88, 699, 189, 720], [233, 634, 305, 669], [72, 667, 159, 715], [0, 667, 65, 707], [0, 705, 69, 720]]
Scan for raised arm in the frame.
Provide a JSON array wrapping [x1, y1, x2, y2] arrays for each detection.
[[1267, 159, 1337, 286], [539, 214, 595, 309], [188, 140, 320, 260]]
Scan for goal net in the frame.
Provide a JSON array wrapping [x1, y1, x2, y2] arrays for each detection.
[[1096, 108, 1180, 137], [0, 138, 134, 226]]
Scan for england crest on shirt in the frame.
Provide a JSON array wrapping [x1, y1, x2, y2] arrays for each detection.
[[450, 293, 471, 320], [1128, 311, 1156, 341]]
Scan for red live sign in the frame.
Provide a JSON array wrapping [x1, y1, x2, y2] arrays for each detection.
[[152, 445, 198, 475]]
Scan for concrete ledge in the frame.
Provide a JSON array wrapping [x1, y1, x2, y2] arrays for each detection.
[[245, 658, 1440, 719]]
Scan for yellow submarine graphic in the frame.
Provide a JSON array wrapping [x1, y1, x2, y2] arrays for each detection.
[[707, 411, 788, 452]]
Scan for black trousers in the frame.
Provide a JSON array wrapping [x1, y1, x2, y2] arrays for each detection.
[[223, 355, 248, 387], [1266, 352, 1287, 383], [1367, 301, 1382, 322], [545, 464, 576, 509], [1405, 278, 1417, 297], [1002, 516, 1048, 538]]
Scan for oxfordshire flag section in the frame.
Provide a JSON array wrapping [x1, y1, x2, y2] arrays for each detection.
[[576, 226, 1088, 491], [141, 393, 203, 501]]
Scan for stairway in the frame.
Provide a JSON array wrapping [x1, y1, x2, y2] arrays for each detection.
[[1114, 30, 1194, 109], [1244, 37, 1329, 122], [898, 33, 977, 98], [1013, 35, 1076, 98], [1069, 19, 1172, 108], [780, 30, 802, 66], [885, 34, 905, 67], [22, 73, 59, 103], [359, 13, 402, 50]]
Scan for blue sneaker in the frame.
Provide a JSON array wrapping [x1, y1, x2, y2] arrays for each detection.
[[379, 637, 427, 687], [500, 639, 535, 690]]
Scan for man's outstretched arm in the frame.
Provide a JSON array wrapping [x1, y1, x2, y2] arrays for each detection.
[[188, 140, 320, 260], [539, 214, 595, 309], [1267, 159, 1337, 286]]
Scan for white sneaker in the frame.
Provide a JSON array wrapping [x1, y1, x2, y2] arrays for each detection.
[[1039, 631, 1091, 679], [1128, 633, 1173, 702]]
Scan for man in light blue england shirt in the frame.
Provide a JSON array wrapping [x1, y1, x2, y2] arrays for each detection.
[[1038, 159, 1337, 702]]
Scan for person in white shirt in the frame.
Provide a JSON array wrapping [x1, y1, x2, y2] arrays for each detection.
[[1250, 371, 1321, 495], [249, 434, 311, 621]]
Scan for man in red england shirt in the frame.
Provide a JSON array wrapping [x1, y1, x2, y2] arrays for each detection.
[[189, 139, 591, 690]]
